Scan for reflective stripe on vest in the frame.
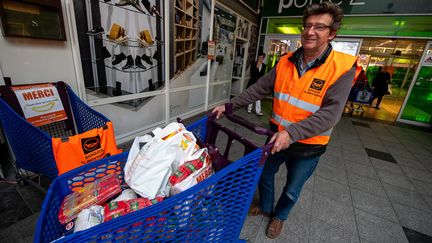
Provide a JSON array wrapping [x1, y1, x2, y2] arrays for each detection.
[[272, 112, 333, 137], [274, 91, 320, 113]]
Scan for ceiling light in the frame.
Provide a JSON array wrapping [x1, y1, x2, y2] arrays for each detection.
[[276, 27, 301, 34]]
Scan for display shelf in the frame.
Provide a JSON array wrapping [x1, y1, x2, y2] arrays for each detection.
[[174, 0, 199, 76], [83, 0, 165, 98], [103, 63, 161, 73], [84, 32, 164, 48]]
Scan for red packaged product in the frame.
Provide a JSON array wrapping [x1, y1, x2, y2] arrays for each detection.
[[169, 149, 210, 186], [104, 197, 164, 221], [58, 173, 121, 224]]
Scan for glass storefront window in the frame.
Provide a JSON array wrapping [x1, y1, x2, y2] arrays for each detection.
[[400, 43, 432, 124]]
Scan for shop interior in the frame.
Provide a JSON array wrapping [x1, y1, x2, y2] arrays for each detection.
[[356, 38, 427, 122], [264, 37, 428, 123]]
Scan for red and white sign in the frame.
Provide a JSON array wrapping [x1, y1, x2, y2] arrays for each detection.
[[12, 84, 67, 127], [208, 41, 215, 60]]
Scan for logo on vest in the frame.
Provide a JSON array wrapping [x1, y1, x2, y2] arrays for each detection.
[[310, 78, 325, 91], [81, 135, 101, 154]]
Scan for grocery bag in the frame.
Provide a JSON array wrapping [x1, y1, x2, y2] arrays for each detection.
[[124, 122, 198, 199]]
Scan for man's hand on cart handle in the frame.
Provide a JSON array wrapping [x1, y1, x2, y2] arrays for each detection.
[[212, 105, 226, 119], [269, 130, 291, 154]]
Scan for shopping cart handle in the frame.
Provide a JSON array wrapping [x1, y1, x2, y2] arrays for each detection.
[[224, 103, 274, 137], [259, 142, 274, 166]]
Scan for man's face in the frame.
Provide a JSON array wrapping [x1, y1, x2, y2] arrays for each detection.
[[257, 55, 264, 62], [301, 13, 336, 54]]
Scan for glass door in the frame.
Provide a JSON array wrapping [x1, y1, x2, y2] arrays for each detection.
[[263, 36, 301, 73], [331, 38, 362, 56], [398, 41, 432, 125]]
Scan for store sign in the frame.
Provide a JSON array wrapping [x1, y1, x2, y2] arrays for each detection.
[[12, 84, 67, 127], [263, 0, 432, 16], [208, 41, 215, 60]]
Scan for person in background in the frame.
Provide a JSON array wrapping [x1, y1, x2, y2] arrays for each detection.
[[247, 52, 266, 116], [347, 68, 369, 108], [370, 66, 391, 109], [212, 2, 359, 239]]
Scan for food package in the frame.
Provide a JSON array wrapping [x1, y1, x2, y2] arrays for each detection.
[[104, 197, 164, 221], [124, 122, 199, 199], [74, 205, 104, 232], [58, 173, 121, 224], [169, 148, 214, 196]]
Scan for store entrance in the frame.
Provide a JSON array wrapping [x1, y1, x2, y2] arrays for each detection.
[[356, 38, 427, 122], [264, 37, 301, 73]]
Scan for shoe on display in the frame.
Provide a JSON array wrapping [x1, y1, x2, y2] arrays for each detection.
[[152, 50, 160, 61], [113, 81, 122, 96], [135, 56, 146, 69], [112, 52, 127, 65], [148, 79, 155, 91], [151, 5, 161, 17], [176, 0, 182, 8], [116, 0, 146, 14], [141, 53, 153, 65], [115, 0, 128, 6], [141, 0, 152, 14], [130, 0, 146, 14], [97, 46, 111, 61], [122, 55, 134, 69], [86, 26, 104, 35]]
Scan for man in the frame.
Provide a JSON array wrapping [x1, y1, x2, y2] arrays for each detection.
[[212, 2, 359, 239], [247, 52, 267, 116], [370, 66, 391, 109]]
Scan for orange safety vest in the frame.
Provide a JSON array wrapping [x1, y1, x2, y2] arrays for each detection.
[[272, 50, 358, 145], [52, 121, 121, 175]]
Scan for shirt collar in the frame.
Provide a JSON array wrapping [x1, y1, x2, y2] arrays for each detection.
[[289, 44, 333, 68]]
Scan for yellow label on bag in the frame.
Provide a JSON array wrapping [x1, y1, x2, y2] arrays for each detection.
[[180, 134, 194, 151]]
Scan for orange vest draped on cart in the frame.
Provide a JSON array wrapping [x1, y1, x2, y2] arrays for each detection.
[[272, 51, 358, 145], [52, 122, 121, 175]]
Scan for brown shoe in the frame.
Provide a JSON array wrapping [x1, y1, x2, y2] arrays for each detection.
[[248, 205, 271, 217], [266, 218, 284, 239]]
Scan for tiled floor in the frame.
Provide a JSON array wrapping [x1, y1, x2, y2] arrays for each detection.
[[1, 100, 432, 242], [235, 105, 432, 243]]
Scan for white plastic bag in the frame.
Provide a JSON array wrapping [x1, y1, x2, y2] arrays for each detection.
[[112, 189, 137, 202], [74, 205, 104, 232], [124, 122, 198, 199]]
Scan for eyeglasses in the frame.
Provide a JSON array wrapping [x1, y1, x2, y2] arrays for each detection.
[[302, 24, 332, 32]]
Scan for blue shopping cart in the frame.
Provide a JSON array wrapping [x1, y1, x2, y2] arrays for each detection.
[[0, 81, 110, 182], [34, 105, 274, 243]]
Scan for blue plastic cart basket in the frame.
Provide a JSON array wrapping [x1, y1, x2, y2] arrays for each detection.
[[35, 108, 273, 242], [0, 82, 110, 181]]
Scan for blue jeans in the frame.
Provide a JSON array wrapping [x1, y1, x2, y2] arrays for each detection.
[[258, 152, 320, 221]]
